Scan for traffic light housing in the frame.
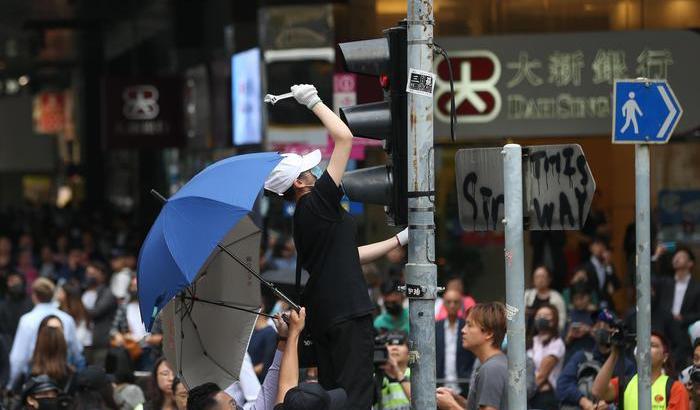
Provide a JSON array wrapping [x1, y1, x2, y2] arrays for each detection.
[[338, 25, 407, 226]]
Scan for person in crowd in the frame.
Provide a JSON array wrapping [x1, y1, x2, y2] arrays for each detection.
[[55, 246, 84, 285], [562, 282, 596, 362], [109, 249, 132, 302], [378, 331, 411, 410], [56, 282, 91, 350], [248, 308, 277, 382], [8, 278, 82, 390], [436, 289, 475, 395], [679, 339, 700, 410], [435, 275, 476, 321], [527, 304, 566, 410], [107, 347, 146, 410], [562, 267, 599, 310], [81, 261, 118, 366], [657, 247, 700, 345], [436, 302, 508, 410], [0, 271, 33, 343], [274, 307, 348, 410], [264, 83, 409, 410], [187, 308, 306, 410], [268, 236, 297, 272], [583, 237, 620, 311], [592, 331, 689, 409], [557, 315, 636, 409], [27, 315, 75, 390], [144, 357, 177, 410], [17, 249, 39, 292], [374, 280, 410, 334], [172, 377, 188, 410], [72, 365, 119, 410], [524, 266, 567, 332], [38, 245, 58, 279], [110, 275, 163, 371], [20, 374, 69, 410]]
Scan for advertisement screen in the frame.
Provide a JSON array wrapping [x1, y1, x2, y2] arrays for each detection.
[[232, 48, 262, 145]]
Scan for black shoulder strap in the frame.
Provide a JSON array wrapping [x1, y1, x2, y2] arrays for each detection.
[[295, 251, 302, 298], [665, 375, 673, 407]]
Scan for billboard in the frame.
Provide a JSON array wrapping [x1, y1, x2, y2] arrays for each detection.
[[232, 48, 262, 146]]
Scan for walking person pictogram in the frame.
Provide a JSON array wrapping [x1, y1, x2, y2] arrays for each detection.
[[620, 91, 643, 134]]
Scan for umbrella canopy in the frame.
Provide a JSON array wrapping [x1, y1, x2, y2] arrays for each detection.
[[137, 152, 283, 330], [160, 215, 263, 389]]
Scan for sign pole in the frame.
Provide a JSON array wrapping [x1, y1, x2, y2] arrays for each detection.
[[635, 143, 652, 410], [502, 144, 527, 410], [406, 0, 436, 408]]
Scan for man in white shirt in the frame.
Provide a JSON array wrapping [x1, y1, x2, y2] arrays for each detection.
[[435, 290, 475, 395], [7, 278, 83, 389]]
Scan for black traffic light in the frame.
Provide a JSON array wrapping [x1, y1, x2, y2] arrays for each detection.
[[338, 24, 407, 226]]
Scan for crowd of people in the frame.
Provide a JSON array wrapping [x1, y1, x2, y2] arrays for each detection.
[[1, 82, 700, 410]]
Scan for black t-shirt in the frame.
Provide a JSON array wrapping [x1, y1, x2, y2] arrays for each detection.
[[293, 171, 374, 336]]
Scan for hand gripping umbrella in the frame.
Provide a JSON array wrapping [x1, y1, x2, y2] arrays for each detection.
[[136, 152, 300, 386]]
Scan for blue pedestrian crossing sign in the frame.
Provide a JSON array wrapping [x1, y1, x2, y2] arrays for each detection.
[[612, 79, 682, 144]]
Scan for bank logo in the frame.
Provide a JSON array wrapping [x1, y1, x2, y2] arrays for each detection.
[[435, 51, 502, 123], [122, 85, 160, 120]]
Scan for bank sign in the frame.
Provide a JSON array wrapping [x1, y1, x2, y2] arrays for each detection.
[[434, 30, 700, 139]]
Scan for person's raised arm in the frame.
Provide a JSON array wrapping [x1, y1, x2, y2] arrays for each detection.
[[291, 84, 353, 186], [275, 307, 306, 405], [591, 346, 619, 403], [358, 228, 409, 264]]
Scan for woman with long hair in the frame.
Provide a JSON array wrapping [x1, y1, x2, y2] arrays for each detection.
[[144, 357, 177, 410], [527, 304, 566, 410], [30, 315, 75, 389], [56, 282, 91, 348], [593, 331, 689, 409]]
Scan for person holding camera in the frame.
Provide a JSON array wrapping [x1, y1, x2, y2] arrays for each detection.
[[557, 316, 636, 409], [592, 331, 689, 409], [264, 84, 409, 410], [376, 331, 411, 410]]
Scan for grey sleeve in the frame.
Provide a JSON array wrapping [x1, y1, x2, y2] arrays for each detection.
[[475, 362, 507, 409], [250, 349, 282, 410]]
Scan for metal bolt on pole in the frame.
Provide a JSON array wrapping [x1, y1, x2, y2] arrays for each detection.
[[502, 144, 527, 410], [635, 143, 652, 410], [406, 0, 436, 408]]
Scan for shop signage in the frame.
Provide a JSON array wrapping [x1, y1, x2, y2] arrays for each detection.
[[103, 77, 184, 149], [434, 30, 700, 138], [33, 91, 66, 134]]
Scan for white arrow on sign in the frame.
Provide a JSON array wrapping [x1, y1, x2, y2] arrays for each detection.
[[657, 85, 678, 140]]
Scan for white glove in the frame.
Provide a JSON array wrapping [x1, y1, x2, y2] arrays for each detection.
[[291, 84, 321, 110], [396, 228, 409, 247]]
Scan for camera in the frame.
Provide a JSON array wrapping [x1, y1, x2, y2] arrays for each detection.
[[596, 309, 636, 349], [690, 366, 700, 384], [372, 331, 407, 366]]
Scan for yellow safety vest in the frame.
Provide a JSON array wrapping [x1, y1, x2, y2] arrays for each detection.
[[622, 374, 670, 410]]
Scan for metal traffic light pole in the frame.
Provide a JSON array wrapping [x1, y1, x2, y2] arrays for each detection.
[[405, 0, 437, 408]]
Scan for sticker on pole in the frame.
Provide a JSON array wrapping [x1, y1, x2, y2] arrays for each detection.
[[406, 68, 436, 97]]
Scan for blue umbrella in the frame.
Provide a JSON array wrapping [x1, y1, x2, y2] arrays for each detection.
[[137, 151, 291, 330]]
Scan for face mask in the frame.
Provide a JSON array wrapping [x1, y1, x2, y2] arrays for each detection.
[[129, 290, 138, 300], [309, 165, 324, 179], [85, 277, 98, 287], [595, 328, 611, 346], [534, 318, 551, 333], [385, 302, 403, 316], [501, 335, 508, 351], [36, 397, 60, 410], [7, 283, 24, 297]]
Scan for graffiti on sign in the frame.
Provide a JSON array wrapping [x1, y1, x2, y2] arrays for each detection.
[[455, 144, 596, 232]]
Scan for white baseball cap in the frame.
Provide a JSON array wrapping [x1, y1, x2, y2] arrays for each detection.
[[264, 149, 322, 196]]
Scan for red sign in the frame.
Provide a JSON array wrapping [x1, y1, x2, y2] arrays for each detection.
[[33, 92, 66, 134], [435, 51, 501, 123]]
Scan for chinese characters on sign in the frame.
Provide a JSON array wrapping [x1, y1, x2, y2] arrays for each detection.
[[433, 31, 698, 138]]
